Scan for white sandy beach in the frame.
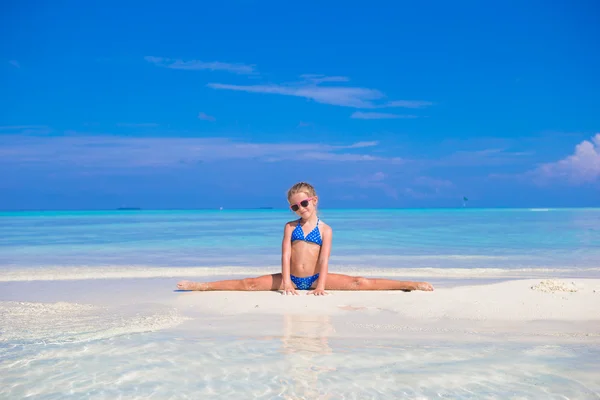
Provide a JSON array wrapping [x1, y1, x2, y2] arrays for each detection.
[[2, 277, 599, 343], [2, 276, 600, 398]]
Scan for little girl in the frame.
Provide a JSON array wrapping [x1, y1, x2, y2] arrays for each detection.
[[177, 182, 434, 295]]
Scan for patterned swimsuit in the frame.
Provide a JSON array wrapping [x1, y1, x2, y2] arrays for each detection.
[[290, 219, 322, 290]]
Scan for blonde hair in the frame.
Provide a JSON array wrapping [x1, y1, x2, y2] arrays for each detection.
[[287, 182, 317, 201]]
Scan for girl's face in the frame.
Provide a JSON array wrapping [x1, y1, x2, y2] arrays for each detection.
[[288, 192, 318, 218]]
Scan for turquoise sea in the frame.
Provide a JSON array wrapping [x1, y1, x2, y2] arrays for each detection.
[[1, 208, 600, 279], [2, 208, 600, 399]]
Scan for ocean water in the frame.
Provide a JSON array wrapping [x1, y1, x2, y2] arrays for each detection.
[[2, 208, 600, 399], [2, 313, 599, 399], [1, 208, 600, 279]]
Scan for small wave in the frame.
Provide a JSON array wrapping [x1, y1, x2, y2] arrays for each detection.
[[528, 208, 551, 212], [0, 301, 188, 345], [333, 254, 518, 261], [1, 265, 600, 281]]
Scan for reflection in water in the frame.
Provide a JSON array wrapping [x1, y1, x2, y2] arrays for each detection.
[[2, 312, 600, 398], [279, 314, 337, 399], [281, 314, 334, 355]]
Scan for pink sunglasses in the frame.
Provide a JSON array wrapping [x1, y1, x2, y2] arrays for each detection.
[[289, 197, 315, 211]]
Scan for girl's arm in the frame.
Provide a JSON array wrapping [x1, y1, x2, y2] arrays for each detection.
[[310, 226, 332, 295], [281, 223, 298, 295]]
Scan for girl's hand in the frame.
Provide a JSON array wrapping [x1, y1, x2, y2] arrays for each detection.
[[308, 288, 328, 296], [282, 282, 298, 295]]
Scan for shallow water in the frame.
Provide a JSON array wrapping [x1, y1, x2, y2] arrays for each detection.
[[2, 314, 599, 399]]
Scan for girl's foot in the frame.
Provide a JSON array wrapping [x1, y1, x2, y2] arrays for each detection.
[[416, 282, 434, 291], [177, 280, 205, 291]]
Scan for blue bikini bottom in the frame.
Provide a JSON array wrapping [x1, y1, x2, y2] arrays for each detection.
[[290, 273, 320, 290]]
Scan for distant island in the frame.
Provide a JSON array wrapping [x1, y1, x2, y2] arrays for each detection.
[[116, 207, 142, 210]]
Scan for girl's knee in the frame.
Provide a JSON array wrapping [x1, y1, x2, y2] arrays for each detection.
[[352, 276, 369, 288], [241, 278, 257, 290]]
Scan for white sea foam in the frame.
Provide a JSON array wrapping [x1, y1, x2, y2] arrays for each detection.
[[0, 301, 188, 345], [334, 254, 520, 260], [1, 265, 600, 282]]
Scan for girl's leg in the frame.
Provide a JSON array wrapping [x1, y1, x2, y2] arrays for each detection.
[[324, 273, 434, 291], [177, 273, 284, 291]]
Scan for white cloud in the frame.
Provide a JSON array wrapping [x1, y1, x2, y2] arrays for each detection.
[[531, 133, 600, 184], [385, 100, 433, 108], [0, 125, 53, 135], [207, 82, 383, 108], [346, 141, 379, 148], [371, 171, 386, 181], [434, 148, 534, 167], [402, 176, 457, 199], [116, 123, 159, 128], [414, 176, 454, 189], [0, 136, 396, 168], [330, 171, 398, 198], [332, 173, 457, 201], [198, 112, 216, 122], [145, 56, 255, 75], [300, 74, 350, 84], [8, 60, 20, 68], [302, 152, 380, 161], [0, 125, 47, 131], [403, 187, 430, 199], [351, 112, 418, 120], [207, 78, 433, 109]]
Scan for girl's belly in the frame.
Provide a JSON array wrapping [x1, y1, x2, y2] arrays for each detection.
[[290, 243, 320, 277]]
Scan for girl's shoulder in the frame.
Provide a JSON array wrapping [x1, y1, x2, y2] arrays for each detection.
[[284, 219, 300, 229], [318, 220, 332, 234]]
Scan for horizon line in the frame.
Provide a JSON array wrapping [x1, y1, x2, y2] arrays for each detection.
[[1, 206, 599, 213]]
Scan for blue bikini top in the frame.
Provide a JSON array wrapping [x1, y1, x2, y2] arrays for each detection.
[[291, 218, 322, 246]]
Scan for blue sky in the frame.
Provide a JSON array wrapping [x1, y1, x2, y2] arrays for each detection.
[[1, 0, 599, 210]]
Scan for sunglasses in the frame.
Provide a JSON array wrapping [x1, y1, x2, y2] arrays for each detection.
[[289, 197, 315, 212]]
